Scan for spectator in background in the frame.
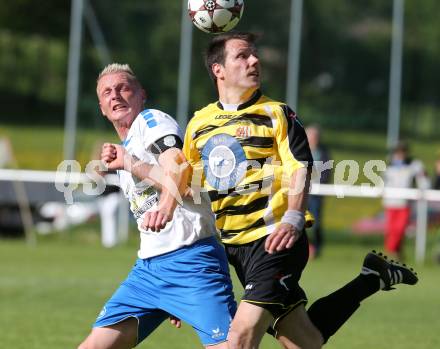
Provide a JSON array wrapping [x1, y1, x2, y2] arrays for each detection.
[[306, 125, 331, 258], [383, 142, 428, 261]]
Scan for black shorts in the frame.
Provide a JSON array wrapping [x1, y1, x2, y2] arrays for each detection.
[[224, 233, 309, 330]]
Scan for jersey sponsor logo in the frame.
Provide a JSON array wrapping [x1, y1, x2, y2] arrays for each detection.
[[209, 146, 236, 178], [132, 194, 158, 219], [202, 134, 247, 191], [215, 114, 235, 120], [129, 185, 158, 219]]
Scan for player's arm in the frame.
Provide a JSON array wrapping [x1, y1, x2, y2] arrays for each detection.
[[101, 142, 164, 190], [102, 133, 189, 233], [265, 105, 313, 254], [142, 144, 190, 232], [265, 166, 311, 254], [181, 118, 204, 198]]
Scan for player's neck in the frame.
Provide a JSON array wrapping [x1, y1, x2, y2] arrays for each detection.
[[113, 122, 132, 141], [219, 87, 258, 105]]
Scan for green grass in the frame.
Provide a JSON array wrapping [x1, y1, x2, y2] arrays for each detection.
[[1, 226, 439, 348], [1, 124, 439, 347]]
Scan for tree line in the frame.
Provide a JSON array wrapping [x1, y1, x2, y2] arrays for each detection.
[[0, 0, 439, 137]]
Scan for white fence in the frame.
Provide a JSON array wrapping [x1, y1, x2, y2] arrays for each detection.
[[1, 169, 440, 263], [311, 183, 440, 263]]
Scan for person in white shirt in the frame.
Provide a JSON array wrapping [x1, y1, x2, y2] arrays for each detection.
[[383, 142, 428, 260], [78, 63, 236, 349]]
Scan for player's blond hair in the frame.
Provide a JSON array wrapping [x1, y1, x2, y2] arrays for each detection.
[[96, 63, 139, 84]]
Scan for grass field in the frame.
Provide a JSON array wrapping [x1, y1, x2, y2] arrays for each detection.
[[1, 124, 440, 347], [1, 226, 439, 349]]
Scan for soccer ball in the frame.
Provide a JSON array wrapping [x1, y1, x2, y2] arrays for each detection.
[[188, 0, 244, 34]]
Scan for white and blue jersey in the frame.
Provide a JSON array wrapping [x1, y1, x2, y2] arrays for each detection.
[[119, 109, 217, 259], [94, 109, 237, 346]]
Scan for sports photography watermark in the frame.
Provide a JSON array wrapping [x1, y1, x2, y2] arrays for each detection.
[[54, 157, 387, 205]]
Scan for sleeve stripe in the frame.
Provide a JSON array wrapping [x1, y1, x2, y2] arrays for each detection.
[[281, 105, 313, 166]]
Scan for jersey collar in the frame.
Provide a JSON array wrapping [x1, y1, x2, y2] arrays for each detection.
[[217, 89, 262, 111]]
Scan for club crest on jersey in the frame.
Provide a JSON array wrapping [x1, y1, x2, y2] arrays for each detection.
[[236, 126, 251, 138], [201, 134, 247, 191]]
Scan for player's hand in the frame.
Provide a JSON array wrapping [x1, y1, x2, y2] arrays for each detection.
[[265, 223, 301, 254], [169, 316, 181, 329], [142, 204, 174, 232], [101, 143, 127, 171]]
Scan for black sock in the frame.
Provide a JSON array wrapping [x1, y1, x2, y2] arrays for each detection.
[[307, 275, 380, 343], [356, 273, 381, 301]]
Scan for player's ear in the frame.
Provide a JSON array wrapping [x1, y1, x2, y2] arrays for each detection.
[[212, 63, 224, 80], [98, 102, 106, 117]]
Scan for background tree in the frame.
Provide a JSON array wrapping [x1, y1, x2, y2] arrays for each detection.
[[0, 0, 439, 138]]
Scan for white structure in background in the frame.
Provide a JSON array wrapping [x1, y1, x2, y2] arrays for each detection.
[[1, 169, 440, 262], [387, 0, 405, 148], [0, 170, 128, 248], [97, 187, 130, 248], [0, 138, 13, 167], [38, 189, 128, 248]]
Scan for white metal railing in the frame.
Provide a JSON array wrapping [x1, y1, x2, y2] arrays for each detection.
[[0, 169, 119, 185], [310, 183, 440, 263], [1, 169, 439, 263]]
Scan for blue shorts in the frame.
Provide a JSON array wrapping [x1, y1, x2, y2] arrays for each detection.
[[93, 236, 237, 346]]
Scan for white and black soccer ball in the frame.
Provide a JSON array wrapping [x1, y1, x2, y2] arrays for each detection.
[[188, 0, 244, 34]]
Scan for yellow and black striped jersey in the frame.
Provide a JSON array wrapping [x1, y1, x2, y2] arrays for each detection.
[[183, 90, 314, 245]]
